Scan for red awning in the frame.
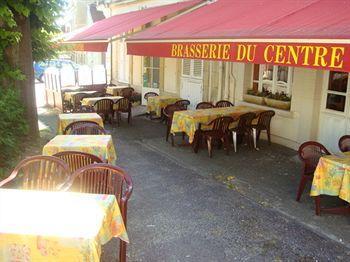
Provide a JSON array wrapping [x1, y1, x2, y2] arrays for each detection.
[[127, 0, 350, 72], [64, 0, 202, 52]]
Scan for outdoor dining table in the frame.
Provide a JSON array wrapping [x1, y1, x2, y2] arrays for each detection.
[[106, 85, 129, 96], [310, 152, 350, 204], [170, 105, 263, 145], [147, 95, 181, 117], [57, 113, 104, 134], [81, 96, 123, 108], [0, 188, 128, 261], [43, 135, 117, 164], [64, 90, 97, 103]]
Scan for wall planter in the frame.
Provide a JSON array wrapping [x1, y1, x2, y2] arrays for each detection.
[[243, 94, 265, 105], [264, 98, 291, 110]]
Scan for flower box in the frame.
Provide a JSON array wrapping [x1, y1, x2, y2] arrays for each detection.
[[243, 94, 265, 105], [264, 98, 291, 110]]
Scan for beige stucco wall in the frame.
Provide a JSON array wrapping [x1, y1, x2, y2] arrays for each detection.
[[234, 64, 323, 150]]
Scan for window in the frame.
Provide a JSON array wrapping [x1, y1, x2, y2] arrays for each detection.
[[251, 64, 293, 95], [325, 71, 349, 112], [143, 57, 160, 89], [182, 59, 203, 78]]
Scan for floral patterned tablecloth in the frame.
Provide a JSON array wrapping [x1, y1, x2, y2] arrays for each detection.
[[43, 135, 117, 164], [310, 153, 350, 203], [57, 113, 104, 135], [147, 95, 180, 117], [0, 189, 128, 261], [106, 86, 129, 96], [64, 91, 97, 103], [170, 106, 262, 143]]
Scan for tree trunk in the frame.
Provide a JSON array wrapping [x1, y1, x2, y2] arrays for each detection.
[[15, 14, 39, 137]]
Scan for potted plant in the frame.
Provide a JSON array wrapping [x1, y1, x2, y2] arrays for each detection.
[[264, 92, 291, 110], [243, 89, 266, 105]]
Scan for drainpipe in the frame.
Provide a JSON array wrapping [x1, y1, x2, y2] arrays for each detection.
[[224, 63, 229, 99], [208, 61, 212, 102], [229, 63, 236, 102], [218, 61, 223, 101]]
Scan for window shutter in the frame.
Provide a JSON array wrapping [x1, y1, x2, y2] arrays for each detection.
[[182, 59, 191, 76], [193, 60, 203, 78]]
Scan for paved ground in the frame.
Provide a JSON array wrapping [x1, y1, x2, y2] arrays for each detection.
[[34, 84, 350, 261]]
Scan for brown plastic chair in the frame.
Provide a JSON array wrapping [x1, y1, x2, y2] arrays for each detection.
[[215, 100, 234, 108], [53, 151, 103, 173], [251, 110, 275, 146], [144, 92, 158, 101], [163, 104, 186, 146], [296, 141, 331, 203], [196, 102, 214, 109], [174, 99, 190, 110], [93, 99, 114, 123], [114, 98, 132, 126], [230, 112, 256, 152], [72, 93, 90, 112], [64, 121, 105, 135], [338, 135, 350, 152], [198, 116, 234, 157], [0, 155, 70, 191], [121, 87, 134, 99], [60, 163, 133, 262]]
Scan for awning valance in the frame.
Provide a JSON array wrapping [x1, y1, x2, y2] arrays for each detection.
[[127, 0, 350, 72], [63, 0, 202, 52]]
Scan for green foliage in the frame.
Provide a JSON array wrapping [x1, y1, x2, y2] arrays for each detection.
[[0, 0, 65, 176], [0, 88, 28, 176]]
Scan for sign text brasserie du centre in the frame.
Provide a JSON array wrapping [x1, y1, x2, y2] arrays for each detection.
[[127, 41, 350, 72]]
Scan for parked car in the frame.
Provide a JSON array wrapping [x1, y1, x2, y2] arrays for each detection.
[[34, 59, 79, 82]]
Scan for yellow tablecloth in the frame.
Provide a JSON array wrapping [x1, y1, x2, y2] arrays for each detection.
[[64, 91, 97, 103], [106, 86, 129, 96], [0, 189, 128, 261], [81, 96, 123, 107], [147, 95, 180, 117], [310, 153, 350, 203], [57, 113, 104, 135], [170, 106, 262, 143], [43, 135, 117, 164]]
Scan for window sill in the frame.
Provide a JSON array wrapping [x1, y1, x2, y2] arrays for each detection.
[[237, 100, 297, 119]]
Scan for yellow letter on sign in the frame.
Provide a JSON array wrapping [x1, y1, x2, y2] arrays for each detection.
[[330, 47, 345, 69], [236, 44, 246, 61], [171, 44, 178, 57]]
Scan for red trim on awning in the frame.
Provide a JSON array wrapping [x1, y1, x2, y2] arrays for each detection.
[[128, 42, 350, 73], [62, 42, 109, 52]]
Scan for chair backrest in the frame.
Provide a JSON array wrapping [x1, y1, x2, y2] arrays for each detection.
[[174, 99, 190, 109], [163, 104, 184, 123], [236, 112, 256, 131], [53, 151, 103, 173], [215, 100, 234, 108], [92, 91, 107, 97], [71, 123, 107, 135], [73, 93, 89, 108], [298, 141, 331, 174], [144, 92, 158, 101], [64, 120, 102, 135], [93, 98, 114, 114], [196, 102, 214, 109], [0, 155, 70, 191], [115, 98, 131, 112], [256, 110, 275, 129], [121, 87, 134, 99], [339, 135, 350, 152], [60, 163, 133, 221], [207, 116, 233, 133]]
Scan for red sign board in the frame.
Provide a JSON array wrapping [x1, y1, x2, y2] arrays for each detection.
[[127, 42, 350, 72]]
